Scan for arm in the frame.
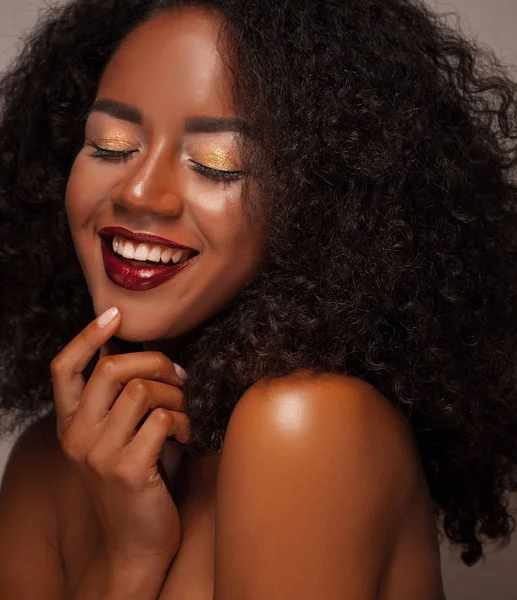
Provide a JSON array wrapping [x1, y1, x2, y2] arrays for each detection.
[[214, 371, 421, 600]]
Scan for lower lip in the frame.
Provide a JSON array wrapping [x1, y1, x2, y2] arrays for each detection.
[[100, 237, 197, 291]]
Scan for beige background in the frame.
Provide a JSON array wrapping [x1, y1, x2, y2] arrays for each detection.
[[1, 1, 516, 598]]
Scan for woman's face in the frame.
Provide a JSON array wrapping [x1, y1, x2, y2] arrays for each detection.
[[65, 7, 265, 342]]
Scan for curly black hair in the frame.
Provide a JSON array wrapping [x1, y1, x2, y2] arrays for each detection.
[[1, 0, 517, 567]]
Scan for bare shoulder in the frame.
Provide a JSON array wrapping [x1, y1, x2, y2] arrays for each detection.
[[2, 410, 66, 490], [225, 368, 422, 501], [214, 370, 426, 598], [0, 410, 70, 534], [0, 411, 68, 598]]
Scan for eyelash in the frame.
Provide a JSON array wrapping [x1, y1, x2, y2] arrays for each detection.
[[89, 145, 136, 163], [88, 144, 243, 183], [189, 160, 242, 183]]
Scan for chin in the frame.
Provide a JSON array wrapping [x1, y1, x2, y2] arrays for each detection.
[[117, 318, 178, 343], [112, 323, 165, 343], [91, 296, 183, 342]]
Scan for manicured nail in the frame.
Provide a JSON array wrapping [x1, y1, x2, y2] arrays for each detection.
[[97, 306, 119, 328], [174, 363, 188, 382]]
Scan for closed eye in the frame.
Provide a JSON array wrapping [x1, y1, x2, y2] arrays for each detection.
[[189, 160, 243, 183], [87, 144, 243, 183], [88, 143, 138, 163]]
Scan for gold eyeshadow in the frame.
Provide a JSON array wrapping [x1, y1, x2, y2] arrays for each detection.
[[95, 135, 136, 151], [195, 147, 240, 171]]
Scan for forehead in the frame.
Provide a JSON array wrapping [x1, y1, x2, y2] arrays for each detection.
[[96, 7, 234, 124]]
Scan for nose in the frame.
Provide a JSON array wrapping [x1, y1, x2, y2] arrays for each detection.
[[110, 144, 183, 217]]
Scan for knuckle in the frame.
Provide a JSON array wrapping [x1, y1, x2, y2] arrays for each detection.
[[84, 447, 103, 471], [149, 351, 168, 364], [146, 351, 170, 377], [125, 378, 150, 403], [96, 356, 120, 378], [151, 407, 173, 426], [50, 354, 67, 377]]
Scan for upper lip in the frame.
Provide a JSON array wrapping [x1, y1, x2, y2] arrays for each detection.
[[98, 226, 198, 253]]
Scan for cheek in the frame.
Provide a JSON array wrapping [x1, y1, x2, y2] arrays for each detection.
[[65, 153, 112, 223], [226, 194, 266, 256], [192, 187, 261, 251], [219, 206, 266, 279], [225, 196, 266, 268]]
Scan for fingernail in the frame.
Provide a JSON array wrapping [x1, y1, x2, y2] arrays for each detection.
[[97, 306, 119, 328], [174, 363, 188, 382]]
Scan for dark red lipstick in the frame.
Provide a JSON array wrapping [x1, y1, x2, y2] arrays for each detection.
[[99, 226, 199, 292]]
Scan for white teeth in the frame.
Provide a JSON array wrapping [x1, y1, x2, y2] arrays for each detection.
[[147, 246, 162, 262], [160, 248, 173, 264], [133, 244, 149, 261], [171, 250, 183, 264], [111, 234, 192, 265], [121, 241, 135, 259]]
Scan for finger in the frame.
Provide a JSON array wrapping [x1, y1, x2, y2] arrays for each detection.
[[50, 307, 121, 434], [76, 352, 187, 427], [94, 379, 186, 453], [125, 408, 192, 478]]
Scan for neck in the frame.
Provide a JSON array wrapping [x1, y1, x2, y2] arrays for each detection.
[[142, 337, 186, 364], [140, 304, 230, 365], [140, 323, 203, 366]]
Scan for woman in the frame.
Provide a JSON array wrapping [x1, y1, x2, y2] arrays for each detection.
[[0, 0, 516, 598]]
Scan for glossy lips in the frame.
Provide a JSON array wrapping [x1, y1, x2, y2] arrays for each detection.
[[99, 233, 198, 292]]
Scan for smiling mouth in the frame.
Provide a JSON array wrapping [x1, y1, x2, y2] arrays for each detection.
[[100, 233, 198, 267], [99, 234, 199, 292]]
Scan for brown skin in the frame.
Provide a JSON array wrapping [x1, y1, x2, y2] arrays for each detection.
[[65, 5, 266, 346], [49, 311, 188, 562], [0, 6, 445, 600], [212, 373, 445, 600]]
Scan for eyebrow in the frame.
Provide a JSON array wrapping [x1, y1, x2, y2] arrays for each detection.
[[185, 116, 247, 134], [90, 99, 142, 124], [89, 98, 247, 134]]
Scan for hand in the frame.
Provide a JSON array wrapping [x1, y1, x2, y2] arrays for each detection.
[[50, 306, 191, 565]]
